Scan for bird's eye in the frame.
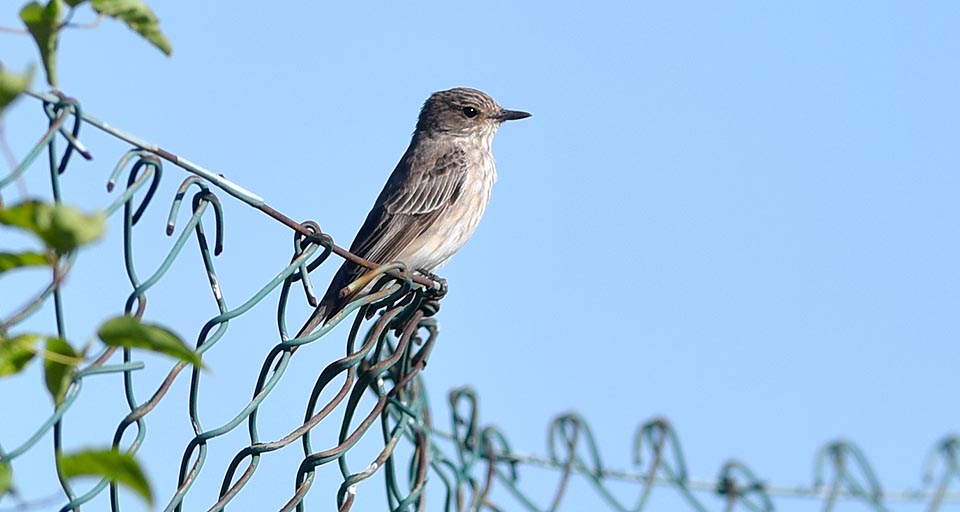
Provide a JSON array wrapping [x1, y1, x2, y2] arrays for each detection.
[[462, 107, 478, 118]]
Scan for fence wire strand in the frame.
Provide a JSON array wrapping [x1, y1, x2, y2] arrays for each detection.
[[0, 91, 958, 511]]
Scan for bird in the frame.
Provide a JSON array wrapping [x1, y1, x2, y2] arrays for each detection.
[[295, 87, 530, 340]]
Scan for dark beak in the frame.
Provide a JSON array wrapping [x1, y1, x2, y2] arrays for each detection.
[[495, 108, 532, 122]]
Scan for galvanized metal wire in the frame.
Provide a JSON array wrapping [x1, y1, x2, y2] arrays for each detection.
[[1, 91, 958, 511]]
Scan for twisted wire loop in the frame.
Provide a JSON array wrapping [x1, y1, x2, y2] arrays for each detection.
[[814, 440, 887, 512], [4, 92, 960, 512], [924, 436, 960, 512], [716, 461, 772, 512]]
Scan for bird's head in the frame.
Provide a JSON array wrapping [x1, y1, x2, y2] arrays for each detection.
[[416, 87, 530, 140]]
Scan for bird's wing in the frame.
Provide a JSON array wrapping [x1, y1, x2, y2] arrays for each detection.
[[296, 144, 468, 335], [349, 145, 468, 264]]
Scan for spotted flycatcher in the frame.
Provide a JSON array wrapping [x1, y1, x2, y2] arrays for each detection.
[[297, 87, 530, 337]]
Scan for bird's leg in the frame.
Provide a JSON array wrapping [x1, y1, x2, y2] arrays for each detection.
[[416, 267, 448, 300]]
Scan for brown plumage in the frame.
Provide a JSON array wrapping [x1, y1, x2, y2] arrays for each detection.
[[296, 87, 530, 339]]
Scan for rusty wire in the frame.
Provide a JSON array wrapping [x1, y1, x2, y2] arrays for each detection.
[[1, 92, 959, 511]]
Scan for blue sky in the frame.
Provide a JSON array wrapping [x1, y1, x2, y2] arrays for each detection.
[[2, 1, 959, 510]]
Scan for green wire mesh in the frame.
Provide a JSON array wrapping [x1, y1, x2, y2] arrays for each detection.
[[1, 92, 959, 512]]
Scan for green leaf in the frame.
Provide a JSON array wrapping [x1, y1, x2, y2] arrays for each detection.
[[91, 0, 171, 56], [0, 65, 34, 114], [0, 460, 11, 499], [58, 449, 152, 505], [0, 251, 51, 275], [43, 337, 77, 406], [20, 0, 62, 87], [64, 0, 89, 6], [0, 201, 105, 254], [98, 316, 201, 367], [0, 334, 39, 377]]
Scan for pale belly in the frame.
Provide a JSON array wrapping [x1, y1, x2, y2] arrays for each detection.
[[396, 161, 495, 272]]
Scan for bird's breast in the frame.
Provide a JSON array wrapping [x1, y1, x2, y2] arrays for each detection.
[[400, 148, 496, 271]]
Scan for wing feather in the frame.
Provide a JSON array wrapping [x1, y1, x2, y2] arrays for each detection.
[[305, 142, 469, 327], [351, 145, 468, 264]]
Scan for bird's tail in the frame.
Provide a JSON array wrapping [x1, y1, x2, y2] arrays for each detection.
[[275, 264, 353, 371], [294, 301, 330, 340], [285, 260, 366, 359], [295, 271, 349, 338]]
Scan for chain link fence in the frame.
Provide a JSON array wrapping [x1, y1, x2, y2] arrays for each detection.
[[1, 92, 958, 511]]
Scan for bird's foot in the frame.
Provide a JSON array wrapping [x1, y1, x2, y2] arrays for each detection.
[[416, 268, 448, 300]]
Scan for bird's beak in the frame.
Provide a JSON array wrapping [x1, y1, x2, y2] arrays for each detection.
[[495, 109, 532, 122]]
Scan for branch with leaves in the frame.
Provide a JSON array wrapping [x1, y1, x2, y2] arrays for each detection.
[[1, 1, 178, 507], [1, 0, 171, 115], [0, 200, 201, 507]]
